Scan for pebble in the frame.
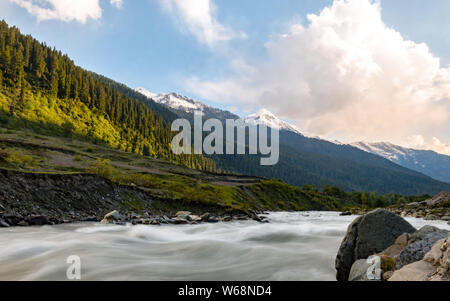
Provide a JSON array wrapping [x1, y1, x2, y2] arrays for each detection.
[[0, 219, 10, 227]]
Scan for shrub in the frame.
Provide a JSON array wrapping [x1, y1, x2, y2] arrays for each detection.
[[89, 158, 115, 179]]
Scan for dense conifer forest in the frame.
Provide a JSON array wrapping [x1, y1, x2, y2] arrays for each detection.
[[0, 20, 215, 172]]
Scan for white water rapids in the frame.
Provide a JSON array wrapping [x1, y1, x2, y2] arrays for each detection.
[[0, 211, 449, 281]]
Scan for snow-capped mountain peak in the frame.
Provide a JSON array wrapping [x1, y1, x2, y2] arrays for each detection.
[[135, 87, 157, 99], [244, 108, 301, 134], [135, 88, 210, 113]]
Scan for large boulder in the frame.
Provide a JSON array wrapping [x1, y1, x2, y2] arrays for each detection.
[[395, 231, 449, 269], [390, 235, 449, 281], [409, 225, 448, 244], [335, 209, 416, 281], [389, 260, 436, 281]]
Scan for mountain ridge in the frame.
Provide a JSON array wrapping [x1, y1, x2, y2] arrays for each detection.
[[351, 141, 450, 183], [134, 88, 450, 194]]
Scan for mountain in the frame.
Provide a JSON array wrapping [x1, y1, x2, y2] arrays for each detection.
[[135, 88, 239, 121], [134, 88, 450, 195], [244, 108, 302, 134], [351, 142, 450, 183], [0, 21, 215, 172]]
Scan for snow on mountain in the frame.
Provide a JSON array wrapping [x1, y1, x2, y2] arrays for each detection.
[[351, 141, 450, 183], [135, 87, 157, 99], [135, 88, 208, 113], [351, 142, 412, 162], [244, 108, 302, 134]]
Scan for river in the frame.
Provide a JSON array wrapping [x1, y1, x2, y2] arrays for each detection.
[[0, 211, 449, 281]]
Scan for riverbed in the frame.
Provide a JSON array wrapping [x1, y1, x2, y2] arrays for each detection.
[[0, 211, 449, 281]]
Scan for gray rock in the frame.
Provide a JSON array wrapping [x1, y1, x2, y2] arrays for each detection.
[[340, 211, 352, 216], [25, 215, 49, 226], [173, 217, 189, 224], [17, 221, 29, 227], [222, 216, 232, 222], [335, 209, 416, 281], [189, 215, 202, 222], [441, 216, 450, 221], [395, 231, 449, 270], [424, 214, 440, 221], [200, 213, 211, 222], [208, 216, 219, 223], [409, 225, 448, 244], [101, 210, 121, 224], [0, 219, 9, 227], [4, 215, 21, 226]]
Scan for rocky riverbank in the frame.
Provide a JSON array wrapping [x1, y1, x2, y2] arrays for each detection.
[[341, 191, 450, 224], [0, 169, 265, 228], [336, 209, 450, 281]]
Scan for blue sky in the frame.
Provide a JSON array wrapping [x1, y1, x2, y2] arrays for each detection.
[[1, 0, 450, 154], [2, 0, 449, 97]]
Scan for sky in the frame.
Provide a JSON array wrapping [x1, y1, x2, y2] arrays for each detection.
[[1, 0, 450, 155]]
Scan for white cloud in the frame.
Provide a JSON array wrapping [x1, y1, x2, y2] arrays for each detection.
[[403, 135, 450, 155], [110, 0, 122, 9], [9, 0, 122, 23], [159, 0, 246, 47], [184, 0, 450, 155]]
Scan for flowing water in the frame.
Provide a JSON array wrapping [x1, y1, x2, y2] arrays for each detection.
[[0, 211, 449, 281]]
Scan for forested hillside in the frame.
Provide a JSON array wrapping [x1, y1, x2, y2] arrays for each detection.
[[211, 130, 450, 195], [0, 20, 215, 171]]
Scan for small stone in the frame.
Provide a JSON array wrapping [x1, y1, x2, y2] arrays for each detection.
[[441, 216, 450, 221], [233, 215, 248, 220], [424, 214, 439, 221], [4, 215, 21, 226], [200, 213, 210, 222], [222, 216, 232, 222], [17, 221, 29, 227], [0, 219, 10, 227], [173, 217, 189, 224], [101, 210, 121, 224], [188, 215, 202, 222], [340, 211, 352, 216], [150, 219, 160, 225], [26, 215, 49, 226], [383, 271, 394, 281], [208, 216, 219, 223]]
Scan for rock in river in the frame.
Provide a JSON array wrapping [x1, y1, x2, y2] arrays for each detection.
[[335, 209, 416, 281], [101, 210, 121, 224]]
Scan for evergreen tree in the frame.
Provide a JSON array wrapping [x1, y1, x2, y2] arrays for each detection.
[[0, 20, 216, 172]]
